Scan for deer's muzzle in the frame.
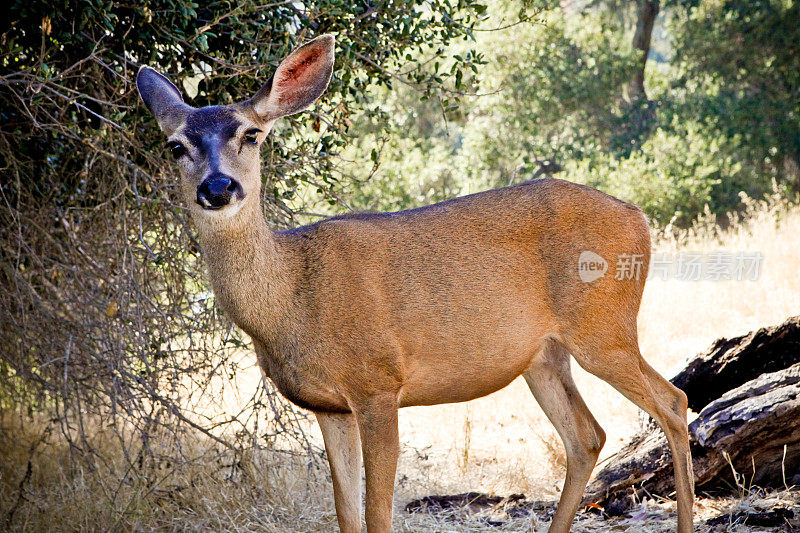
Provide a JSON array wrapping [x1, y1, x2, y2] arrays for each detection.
[[196, 173, 243, 210]]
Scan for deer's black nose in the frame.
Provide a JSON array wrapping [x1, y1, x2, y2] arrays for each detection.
[[196, 174, 242, 209]]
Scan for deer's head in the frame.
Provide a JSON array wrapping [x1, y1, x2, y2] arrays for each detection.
[[136, 35, 335, 225]]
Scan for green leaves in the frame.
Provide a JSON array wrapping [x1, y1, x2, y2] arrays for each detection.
[[343, 0, 798, 227], [666, 0, 800, 200], [2, 0, 496, 223]]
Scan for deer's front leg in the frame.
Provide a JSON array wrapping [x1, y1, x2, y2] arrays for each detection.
[[317, 412, 363, 533], [356, 395, 399, 533]]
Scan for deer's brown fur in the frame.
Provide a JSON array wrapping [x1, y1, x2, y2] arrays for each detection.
[[137, 35, 694, 533]]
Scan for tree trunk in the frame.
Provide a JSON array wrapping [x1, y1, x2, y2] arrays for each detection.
[[628, 0, 659, 101]]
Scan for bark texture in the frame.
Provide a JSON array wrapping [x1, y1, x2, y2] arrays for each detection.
[[672, 317, 800, 412]]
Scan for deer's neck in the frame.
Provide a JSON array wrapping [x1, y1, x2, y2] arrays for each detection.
[[196, 204, 293, 342]]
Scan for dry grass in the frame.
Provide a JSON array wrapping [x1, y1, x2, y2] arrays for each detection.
[[2, 197, 799, 531]]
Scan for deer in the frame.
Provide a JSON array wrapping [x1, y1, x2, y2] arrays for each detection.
[[136, 35, 695, 533]]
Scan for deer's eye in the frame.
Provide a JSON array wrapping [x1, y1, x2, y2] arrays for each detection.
[[243, 129, 261, 145], [166, 141, 187, 159]]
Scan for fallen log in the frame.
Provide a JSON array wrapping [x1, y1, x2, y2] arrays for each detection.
[[671, 316, 800, 412], [584, 316, 800, 514]]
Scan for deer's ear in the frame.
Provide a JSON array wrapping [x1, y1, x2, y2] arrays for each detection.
[[249, 34, 335, 121], [136, 66, 192, 135]]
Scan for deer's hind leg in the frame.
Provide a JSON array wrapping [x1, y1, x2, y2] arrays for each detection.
[[566, 334, 694, 533], [523, 339, 606, 533]]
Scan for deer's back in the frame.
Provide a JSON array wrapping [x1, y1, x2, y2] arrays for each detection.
[[281, 178, 649, 295]]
